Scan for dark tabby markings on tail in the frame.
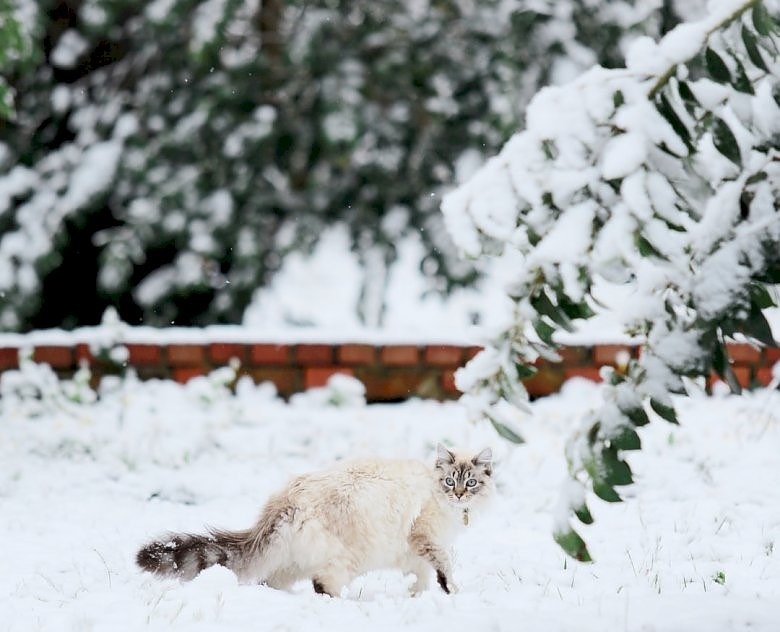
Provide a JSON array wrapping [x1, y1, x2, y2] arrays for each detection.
[[136, 534, 230, 581]]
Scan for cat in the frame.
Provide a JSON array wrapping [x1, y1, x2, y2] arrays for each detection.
[[136, 444, 493, 596]]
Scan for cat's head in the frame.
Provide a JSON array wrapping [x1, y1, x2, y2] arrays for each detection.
[[434, 444, 493, 506]]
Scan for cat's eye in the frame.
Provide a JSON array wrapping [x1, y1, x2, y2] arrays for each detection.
[[445, 477, 455, 487], [466, 479, 477, 488]]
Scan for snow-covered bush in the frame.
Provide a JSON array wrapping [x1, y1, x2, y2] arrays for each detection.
[[88, 306, 130, 374], [443, 0, 780, 560], [1, 0, 696, 330], [290, 373, 367, 409], [0, 348, 97, 418]]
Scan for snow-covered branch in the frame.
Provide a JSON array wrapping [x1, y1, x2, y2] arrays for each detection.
[[443, 0, 780, 560]]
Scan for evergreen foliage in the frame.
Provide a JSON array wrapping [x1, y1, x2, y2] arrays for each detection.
[[2, 0, 682, 330], [443, 0, 780, 560]]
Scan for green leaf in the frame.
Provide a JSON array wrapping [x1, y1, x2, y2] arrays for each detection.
[[574, 502, 594, 525], [531, 291, 575, 332], [657, 93, 692, 149], [712, 117, 742, 167], [558, 294, 596, 320], [732, 58, 755, 94], [677, 81, 699, 116], [746, 171, 768, 185], [705, 47, 731, 83], [489, 418, 525, 444], [541, 139, 558, 160], [586, 421, 602, 446], [650, 398, 678, 424], [624, 405, 650, 427], [712, 342, 727, 376], [601, 447, 633, 486], [592, 480, 622, 502], [742, 26, 769, 72], [554, 528, 592, 562], [532, 318, 556, 346], [610, 425, 642, 451], [742, 306, 777, 346], [635, 233, 668, 260], [750, 282, 775, 309], [752, 2, 776, 36], [677, 81, 698, 105], [514, 362, 538, 380]]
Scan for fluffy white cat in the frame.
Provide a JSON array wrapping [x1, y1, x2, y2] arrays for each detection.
[[137, 444, 493, 596]]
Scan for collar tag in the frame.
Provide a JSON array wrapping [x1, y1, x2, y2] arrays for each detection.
[[462, 508, 469, 526]]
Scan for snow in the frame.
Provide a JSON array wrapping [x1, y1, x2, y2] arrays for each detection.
[[1, 369, 779, 631], [601, 133, 647, 180], [50, 29, 89, 69], [59, 141, 122, 215]]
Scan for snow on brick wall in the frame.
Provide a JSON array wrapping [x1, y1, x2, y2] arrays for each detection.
[[0, 336, 777, 401]]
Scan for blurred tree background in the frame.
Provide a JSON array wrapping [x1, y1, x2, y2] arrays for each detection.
[[0, 0, 703, 331]]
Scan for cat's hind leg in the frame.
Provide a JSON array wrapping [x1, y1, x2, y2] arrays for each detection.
[[311, 565, 354, 597], [265, 567, 300, 591]]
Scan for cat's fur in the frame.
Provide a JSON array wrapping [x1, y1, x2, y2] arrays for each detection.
[[136, 444, 493, 596]]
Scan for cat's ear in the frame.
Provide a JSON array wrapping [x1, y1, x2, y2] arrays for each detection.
[[436, 443, 456, 468], [472, 447, 493, 467]]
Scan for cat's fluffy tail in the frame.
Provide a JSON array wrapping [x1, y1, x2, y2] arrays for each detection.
[[137, 496, 292, 581], [136, 529, 251, 581]]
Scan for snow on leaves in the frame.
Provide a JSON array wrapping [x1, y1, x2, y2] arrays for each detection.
[[443, 0, 780, 560]]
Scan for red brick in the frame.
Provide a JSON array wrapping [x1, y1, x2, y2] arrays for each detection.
[[295, 344, 333, 365], [172, 367, 208, 383], [337, 344, 376, 365], [33, 346, 73, 368], [74, 343, 95, 363], [733, 366, 751, 387], [423, 345, 464, 366], [563, 367, 602, 382], [135, 366, 170, 381], [465, 346, 483, 360], [709, 366, 752, 389], [249, 344, 290, 365], [167, 344, 206, 366], [441, 369, 459, 394], [762, 346, 780, 363], [0, 347, 19, 369], [726, 343, 761, 364], [126, 344, 161, 365], [304, 367, 355, 388], [209, 343, 247, 364], [357, 368, 438, 400], [755, 367, 776, 386], [593, 344, 633, 366], [380, 345, 420, 366], [245, 368, 300, 396], [557, 346, 590, 365]]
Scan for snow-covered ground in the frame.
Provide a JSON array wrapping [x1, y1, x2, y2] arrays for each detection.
[[1, 367, 779, 631]]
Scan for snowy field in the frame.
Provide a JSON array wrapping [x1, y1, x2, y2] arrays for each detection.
[[1, 367, 779, 632]]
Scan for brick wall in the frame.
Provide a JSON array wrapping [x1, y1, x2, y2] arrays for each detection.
[[1, 339, 777, 401]]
